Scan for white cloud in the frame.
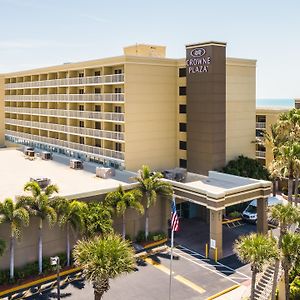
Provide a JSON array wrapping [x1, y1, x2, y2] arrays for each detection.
[[79, 13, 108, 23]]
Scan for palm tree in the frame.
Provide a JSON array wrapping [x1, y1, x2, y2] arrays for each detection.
[[55, 199, 87, 266], [134, 165, 173, 240], [73, 234, 135, 300], [0, 198, 29, 279], [234, 233, 278, 300], [19, 182, 58, 274], [105, 186, 144, 240], [270, 203, 300, 299], [82, 202, 114, 238], [281, 232, 300, 300]]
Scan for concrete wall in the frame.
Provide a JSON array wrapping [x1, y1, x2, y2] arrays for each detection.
[[0, 196, 170, 270], [124, 58, 178, 171], [226, 58, 256, 162]]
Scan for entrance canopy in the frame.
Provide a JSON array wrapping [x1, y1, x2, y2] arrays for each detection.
[[164, 171, 271, 211]]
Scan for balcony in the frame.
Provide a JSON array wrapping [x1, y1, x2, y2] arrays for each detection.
[[5, 74, 124, 89], [4, 93, 124, 103], [5, 118, 124, 141], [256, 151, 266, 158], [256, 122, 266, 129], [5, 130, 124, 161], [5, 107, 124, 122]]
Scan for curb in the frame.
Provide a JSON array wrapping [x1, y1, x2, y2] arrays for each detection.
[[0, 267, 81, 297], [143, 238, 168, 249], [205, 284, 240, 300]]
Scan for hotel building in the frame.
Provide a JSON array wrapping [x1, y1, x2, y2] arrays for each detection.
[[1, 42, 256, 175]]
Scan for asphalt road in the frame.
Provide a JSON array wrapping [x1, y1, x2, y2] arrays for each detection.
[[26, 245, 250, 300]]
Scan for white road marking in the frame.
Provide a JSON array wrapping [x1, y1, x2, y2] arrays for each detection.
[[176, 245, 251, 280]]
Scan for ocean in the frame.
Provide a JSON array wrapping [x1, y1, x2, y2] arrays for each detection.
[[256, 98, 294, 108]]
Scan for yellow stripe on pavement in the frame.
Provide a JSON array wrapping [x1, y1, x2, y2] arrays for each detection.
[[145, 258, 205, 294]]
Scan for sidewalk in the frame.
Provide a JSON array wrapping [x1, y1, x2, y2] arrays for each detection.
[[214, 279, 251, 300]]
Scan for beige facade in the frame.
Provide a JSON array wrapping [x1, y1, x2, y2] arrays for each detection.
[[0, 75, 4, 146], [1, 43, 256, 173], [255, 107, 289, 168]]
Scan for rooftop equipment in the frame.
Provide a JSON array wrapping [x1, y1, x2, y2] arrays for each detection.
[[70, 159, 83, 169], [96, 167, 115, 179], [41, 151, 52, 160], [162, 168, 187, 182], [30, 177, 50, 189]]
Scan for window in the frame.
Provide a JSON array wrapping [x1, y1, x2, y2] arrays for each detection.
[[179, 104, 186, 114], [256, 129, 264, 137], [114, 87, 122, 93], [94, 71, 101, 76], [114, 69, 122, 74], [179, 159, 187, 168], [115, 124, 122, 132], [95, 122, 101, 130], [79, 105, 84, 111], [79, 121, 84, 128], [115, 143, 122, 152], [114, 106, 122, 113], [179, 141, 187, 150], [95, 88, 101, 94], [79, 137, 84, 144], [179, 86, 186, 96], [256, 115, 266, 122], [95, 140, 101, 147], [256, 144, 266, 151], [179, 68, 186, 77], [79, 89, 84, 94], [179, 123, 187, 132], [95, 105, 101, 112], [78, 73, 84, 77]]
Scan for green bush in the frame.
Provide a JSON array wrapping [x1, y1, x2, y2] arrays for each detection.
[[228, 211, 241, 219], [136, 230, 146, 243], [125, 234, 131, 241], [0, 252, 69, 285], [290, 276, 300, 299], [135, 231, 167, 243]]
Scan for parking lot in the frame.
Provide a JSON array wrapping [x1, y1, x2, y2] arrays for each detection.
[[25, 245, 250, 300]]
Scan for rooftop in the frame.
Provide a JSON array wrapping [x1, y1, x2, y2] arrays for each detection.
[[0, 148, 136, 201]]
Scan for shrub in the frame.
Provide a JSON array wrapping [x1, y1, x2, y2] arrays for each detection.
[[228, 211, 241, 219], [135, 230, 146, 243], [290, 276, 300, 299]]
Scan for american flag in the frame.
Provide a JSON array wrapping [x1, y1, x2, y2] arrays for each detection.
[[171, 197, 179, 232]]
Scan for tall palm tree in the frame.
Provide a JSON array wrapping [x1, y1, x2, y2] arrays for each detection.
[[19, 182, 58, 274], [134, 165, 173, 240], [105, 186, 144, 240], [73, 234, 135, 300], [270, 203, 300, 300], [0, 198, 29, 279], [234, 233, 278, 300], [281, 232, 300, 300], [55, 199, 87, 266]]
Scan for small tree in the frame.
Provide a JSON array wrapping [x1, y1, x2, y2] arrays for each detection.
[[19, 182, 58, 274], [82, 202, 114, 238], [73, 234, 135, 300], [55, 199, 87, 266], [0, 198, 30, 279], [105, 186, 144, 240], [234, 233, 278, 300], [134, 165, 173, 240], [281, 232, 300, 300]]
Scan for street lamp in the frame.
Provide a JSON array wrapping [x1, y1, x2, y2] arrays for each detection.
[[50, 256, 61, 300]]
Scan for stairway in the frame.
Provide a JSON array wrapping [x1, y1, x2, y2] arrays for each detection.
[[253, 264, 278, 300]]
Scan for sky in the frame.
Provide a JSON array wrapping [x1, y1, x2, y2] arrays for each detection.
[[0, 0, 299, 99]]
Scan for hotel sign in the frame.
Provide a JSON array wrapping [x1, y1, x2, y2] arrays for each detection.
[[186, 47, 211, 74]]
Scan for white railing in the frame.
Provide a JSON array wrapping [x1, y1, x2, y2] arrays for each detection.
[[5, 74, 124, 89], [5, 118, 124, 141], [5, 107, 124, 122], [256, 150, 266, 158], [5, 130, 124, 160], [256, 122, 266, 129], [4, 93, 124, 103]]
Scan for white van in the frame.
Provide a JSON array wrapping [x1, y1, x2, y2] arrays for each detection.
[[242, 196, 284, 223]]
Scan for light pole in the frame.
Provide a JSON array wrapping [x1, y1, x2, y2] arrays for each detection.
[[50, 256, 61, 300]]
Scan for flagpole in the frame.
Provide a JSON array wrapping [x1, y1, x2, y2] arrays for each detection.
[[169, 228, 174, 300]]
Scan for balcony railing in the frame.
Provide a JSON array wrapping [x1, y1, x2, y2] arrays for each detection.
[[256, 150, 266, 158], [5, 74, 124, 89], [4, 93, 124, 103], [5, 107, 124, 122], [5, 118, 124, 141], [5, 130, 124, 161], [256, 122, 266, 129]]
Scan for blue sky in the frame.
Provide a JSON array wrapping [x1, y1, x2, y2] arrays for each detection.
[[0, 0, 299, 99]]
